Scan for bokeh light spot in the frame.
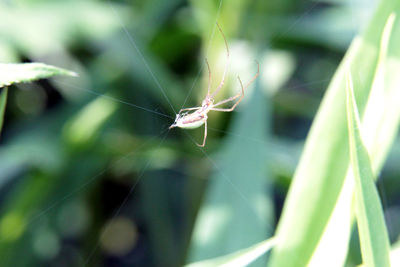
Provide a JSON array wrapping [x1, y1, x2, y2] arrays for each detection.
[[100, 217, 138, 256], [32, 227, 60, 260]]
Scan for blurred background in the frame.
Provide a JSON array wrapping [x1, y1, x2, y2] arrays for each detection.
[[2, 0, 399, 266]]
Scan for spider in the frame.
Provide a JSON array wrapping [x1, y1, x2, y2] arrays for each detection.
[[169, 23, 259, 147]]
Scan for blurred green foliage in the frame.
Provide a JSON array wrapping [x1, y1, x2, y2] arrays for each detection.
[[0, 0, 399, 266]]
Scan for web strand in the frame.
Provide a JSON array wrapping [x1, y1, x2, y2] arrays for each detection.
[[54, 80, 173, 119], [180, 0, 224, 110], [0, 126, 171, 243], [107, 0, 176, 115], [183, 131, 275, 233], [84, 129, 171, 265], [272, 1, 319, 41]]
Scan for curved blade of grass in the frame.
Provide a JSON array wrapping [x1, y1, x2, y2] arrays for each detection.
[[269, 2, 400, 266], [346, 71, 391, 267], [0, 87, 7, 134], [186, 237, 276, 267], [0, 63, 77, 88], [308, 12, 398, 267]]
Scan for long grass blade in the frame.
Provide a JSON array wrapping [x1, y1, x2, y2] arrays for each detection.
[[346, 71, 391, 267], [269, 2, 400, 266], [308, 11, 398, 267]]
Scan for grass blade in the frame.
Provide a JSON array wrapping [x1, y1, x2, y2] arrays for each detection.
[[308, 12, 398, 267], [0, 63, 77, 88], [0, 87, 7, 134], [346, 71, 391, 267], [186, 237, 276, 267], [269, 2, 400, 266]]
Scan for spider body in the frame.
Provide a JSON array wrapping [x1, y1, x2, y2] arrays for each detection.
[[170, 97, 212, 129], [169, 23, 259, 147], [172, 112, 207, 129]]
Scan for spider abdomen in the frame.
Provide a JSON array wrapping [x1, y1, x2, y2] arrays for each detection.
[[177, 114, 207, 129]]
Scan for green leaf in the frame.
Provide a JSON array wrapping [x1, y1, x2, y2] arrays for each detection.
[[186, 237, 276, 267], [308, 11, 398, 267], [0, 63, 77, 88], [0, 87, 7, 134], [346, 70, 391, 267], [269, 2, 400, 266]]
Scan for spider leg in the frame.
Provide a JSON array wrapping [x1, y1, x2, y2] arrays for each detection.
[[244, 61, 260, 89], [210, 76, 244, 112], [211, 61, 260, 111], [179, 107, 201, 113], [196, 120, 207, 147], [212, 85, 243, 107], [205, 58, 212, 96], [210, 23, 229, 99], [211, 94, 240, 108]]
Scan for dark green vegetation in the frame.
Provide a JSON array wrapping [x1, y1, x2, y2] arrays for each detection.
[[1, 0, 400, 266]]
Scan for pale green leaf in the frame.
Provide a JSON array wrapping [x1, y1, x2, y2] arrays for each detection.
[[346, 71, 391, 267], [308, 11, 398, 267], [186, 237, 276, 267], [0, 63, 77, 88], [269, 2, 400, 266]]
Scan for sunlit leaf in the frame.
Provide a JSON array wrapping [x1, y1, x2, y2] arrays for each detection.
[[308, 11, 399, 267], [0, 63, 76, 88], [186, 237, 276, 267], [346, 71, 391, 267], [269, 2, 400, 266]]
